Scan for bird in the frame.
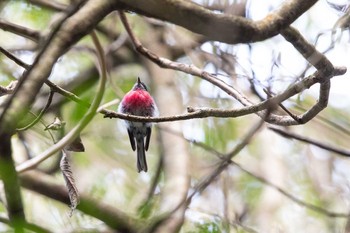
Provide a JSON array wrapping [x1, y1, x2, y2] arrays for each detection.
[[118, 77, 158, 172]]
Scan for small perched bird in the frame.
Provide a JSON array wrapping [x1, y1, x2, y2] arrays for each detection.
[[118, 78, 158, 172]]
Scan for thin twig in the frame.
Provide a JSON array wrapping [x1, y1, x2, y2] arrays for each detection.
[[0, 46, 91, 107], [0, 19, 41, 42], [159, 126, 350, 218], [296, 105, 350, 137], [269, 126, 350, 157], [232, 161, 349, 218], [118, 11, 347, 126], [187, 116, 266, 202], [0, 46, 31, 69], [263, 88, 300, 123], [144, 118, 265, 233], [1, 41, 347, 127], [0, 0, 96, 137], [16, 89, 55, 131], [16, 30, 107, 173]]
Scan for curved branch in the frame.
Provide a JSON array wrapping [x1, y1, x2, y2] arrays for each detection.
[[102, 66, 346, 124], [3, 41, 346, 127], [118, 12, 347, 126], [16, 30, 107, 173], [269, 126, 350, 157], [0, 0, 117, 135], [16, 89, 55, 131], [118, 0, 319, 44]]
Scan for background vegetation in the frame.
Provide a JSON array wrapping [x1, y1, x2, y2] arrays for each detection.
[[0, 0, 350, 232]]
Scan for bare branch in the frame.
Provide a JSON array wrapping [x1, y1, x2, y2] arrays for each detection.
[[0, 46, 31, 69], [0, 0, 116, 136], [16, 89, 55, 131], [102, 66, 346, 125], [269, 126, 350, 157], [2, 21, 346, 129], [118, 12, 347, 126], [117, 0, 319, 44], [0, 46, 91, 108], [2, 42, 346, 128], [282, 27, 334, 74], [263, 88, 300, 122], [0, 19, 41, 42], [16, 30, 108, 173], [162, 127, 350, 218], [187, 116, 266, 203], [232, 161, 349, 218]]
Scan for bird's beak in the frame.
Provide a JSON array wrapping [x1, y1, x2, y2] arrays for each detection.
[[137, 77, 141, 84]]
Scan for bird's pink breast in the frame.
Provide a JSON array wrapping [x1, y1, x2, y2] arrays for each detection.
[[123, 90, 153, 109]]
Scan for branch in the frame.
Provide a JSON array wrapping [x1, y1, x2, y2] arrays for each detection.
[[0, 134, 25, 230], [118, 12, 347, 126], [2, 41, 346, 128], [2, 19, 346, 129], [0, 215, 50, 233], [187, 116, 266, 202], [144, 117, 266, 233], [0, 46, 31, 69], [16, 89, 55, 131], [16, 30, 107, 173], [19, 171, 139, 233], [6, 38, 341, 128], [117, 0, 319, 44], [28, 0, 124, 42], [0, 46, 91, 109], [232, 161, 349, 218], [269, 126, 350, 157], [0, 0, 116, 136], [102, 66, 346, 124], [0, 19, 40, 42], [161, 127, 350, 218], [281, 27, 334, 74], [270, 27, 336, 125]]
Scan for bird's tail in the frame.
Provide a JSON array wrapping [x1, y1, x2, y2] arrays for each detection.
[[136, 138, 147, 172]]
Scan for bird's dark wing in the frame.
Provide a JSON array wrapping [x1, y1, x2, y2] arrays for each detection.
[[145, 127, 151, 151], [127, 129, 136, 151]]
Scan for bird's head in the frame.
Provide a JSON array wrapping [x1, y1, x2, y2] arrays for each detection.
[[132, 77, 148, 92]]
